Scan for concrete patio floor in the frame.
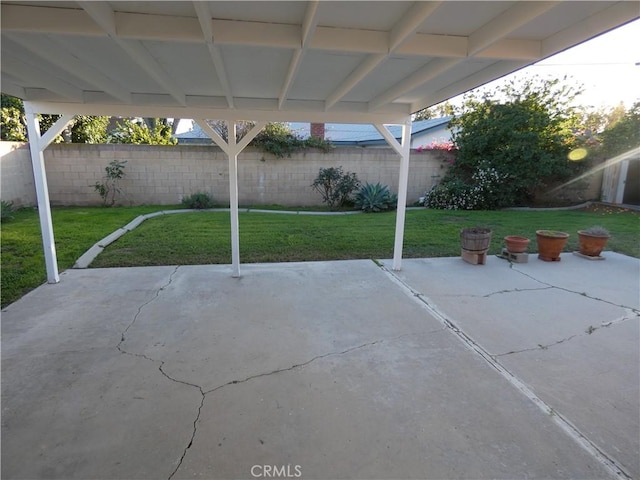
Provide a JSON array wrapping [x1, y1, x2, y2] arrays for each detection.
[[2, 252, 638, 480]]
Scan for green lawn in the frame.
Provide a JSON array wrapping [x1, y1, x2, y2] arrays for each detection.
[[2, 204, 638, 307]]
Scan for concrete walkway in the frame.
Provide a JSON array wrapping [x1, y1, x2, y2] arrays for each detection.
[[2, 253, 638, 479]]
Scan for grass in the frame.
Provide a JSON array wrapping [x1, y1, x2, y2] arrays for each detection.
[[1, 206, 176, 307], [2, 204, 638, 308]]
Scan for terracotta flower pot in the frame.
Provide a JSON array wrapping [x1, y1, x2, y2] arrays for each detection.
[[504, 235, 530, 254], [536, 230, 570, 262], [577, 231, 610, 257]]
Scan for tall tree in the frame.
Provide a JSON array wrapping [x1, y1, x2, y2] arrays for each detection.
[[108, 118, 177, 145], [1, 95, 110, 143], [427, 76, 586, 209], [413, 101, 455, 121]]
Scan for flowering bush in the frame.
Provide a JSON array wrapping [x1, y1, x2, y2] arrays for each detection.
[[424, 165, 509, 210], [416, 139, 458, 166], [416, 139, 458, 153]]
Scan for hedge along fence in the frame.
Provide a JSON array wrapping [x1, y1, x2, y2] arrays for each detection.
[[0, 142, 452, 207]]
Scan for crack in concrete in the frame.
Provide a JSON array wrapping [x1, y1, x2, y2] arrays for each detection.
[[112, 265, 205, 480], [117, 266, 180, 348], [512, 266, 640, 313], [494, 309, 640, 357], [116, 346, 206, 480], [483, 286, 553, 298], [117, 270, 437, 480], [166, 329, 441, 479], [203, 330, 438, 396], [378, 263, 633, 480]]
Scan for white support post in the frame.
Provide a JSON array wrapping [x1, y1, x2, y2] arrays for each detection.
[[195, 120, 266, 277], [374, 117, 412, 271], [228, 122, 241, 277], [393, 118, 412, 271], [23, 106, 73, 283]]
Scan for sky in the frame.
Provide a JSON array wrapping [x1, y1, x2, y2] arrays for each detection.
[[451, 18, 640, 110]]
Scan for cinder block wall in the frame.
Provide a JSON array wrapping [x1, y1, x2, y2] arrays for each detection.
[[0, 142, 36, 206], [1, 143, 450, 207]]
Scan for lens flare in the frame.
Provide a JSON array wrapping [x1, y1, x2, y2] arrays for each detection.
[[568, 148, 588, 161]]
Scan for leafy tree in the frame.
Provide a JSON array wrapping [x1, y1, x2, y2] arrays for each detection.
[[108, 118, 177, 145], [578, 103, 627, 136], [413, 101, 455, 121], [205, 119, 255, 142], [0, 109, 27, 141], [599, 102, 640, 157], [1, 95, 109, 143], [203, 120, 333, 158], [432, 76, 586, 209]]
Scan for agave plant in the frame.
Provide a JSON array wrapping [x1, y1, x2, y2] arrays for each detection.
[[354, 182, 398, 213]]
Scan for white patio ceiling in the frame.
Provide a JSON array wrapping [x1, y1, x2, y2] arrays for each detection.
[[1, 0, 638, 283], [2, 1, 638, 123]]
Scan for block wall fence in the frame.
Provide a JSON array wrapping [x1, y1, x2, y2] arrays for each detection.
[[0, 142, 452, 207], [1, 142, 601, 208]]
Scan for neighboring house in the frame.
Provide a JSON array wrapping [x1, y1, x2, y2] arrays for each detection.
[[289, 117, 453, 148], [173, 117, 453, 148]]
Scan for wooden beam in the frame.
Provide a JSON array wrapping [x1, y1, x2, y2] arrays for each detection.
[[369, 58, 459, 110], [410, 60, 528, 112], [2, 52, 84, 101], [79, 2, 186, 106], [7, 33, 132, 103], [467, 1, 559, 56], [278, 1, 320, 109], [324, 1, 441, 110], [194, 1, 234, 108]]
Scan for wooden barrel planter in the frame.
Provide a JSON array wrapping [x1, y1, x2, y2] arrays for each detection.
[[460, 227, 492, 265], [460, 227, 492, 252]]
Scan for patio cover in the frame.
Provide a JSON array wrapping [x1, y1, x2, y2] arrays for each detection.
[[1, 1, 638, 281]]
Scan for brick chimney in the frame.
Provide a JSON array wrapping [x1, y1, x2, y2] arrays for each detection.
[[310, 122, 325, 139]]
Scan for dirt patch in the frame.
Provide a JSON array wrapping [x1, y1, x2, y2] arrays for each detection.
[[577, 203, 639, 214]]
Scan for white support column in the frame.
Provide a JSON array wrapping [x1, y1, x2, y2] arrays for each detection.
[[374, 117, 412, 271], [194, 120, 266, 277], [227, 122, 241, 277], [23, 105, 73, 283]]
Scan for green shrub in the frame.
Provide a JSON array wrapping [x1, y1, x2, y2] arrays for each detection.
[[252, 123, 334, 158], [93, 160, 127, 206], [441, 77, 587, 209], [311, 167, 360, 209], [1, 200, 15, 222], [354, 183, 397, 212], [181, 192, 215, 209]]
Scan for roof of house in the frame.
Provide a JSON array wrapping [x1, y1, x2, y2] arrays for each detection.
[[174, 117, 452, 145], [289, 117, 452, 145]]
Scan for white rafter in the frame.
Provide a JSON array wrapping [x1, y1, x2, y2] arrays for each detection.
[[410, 60, 529, 112], [324, 1, 441, 110], [368, 1, 560, 111], [540, 1, 640, 57], [369, 58, 459, 111], [278, 0, 320, 109], [193, 1, 234, 108], [6, 33, 132, 104], [78, 1, 186, 106], [2, 52, 84, 101], [467, 1, 560, 56], [2, 2, 545, 63]]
